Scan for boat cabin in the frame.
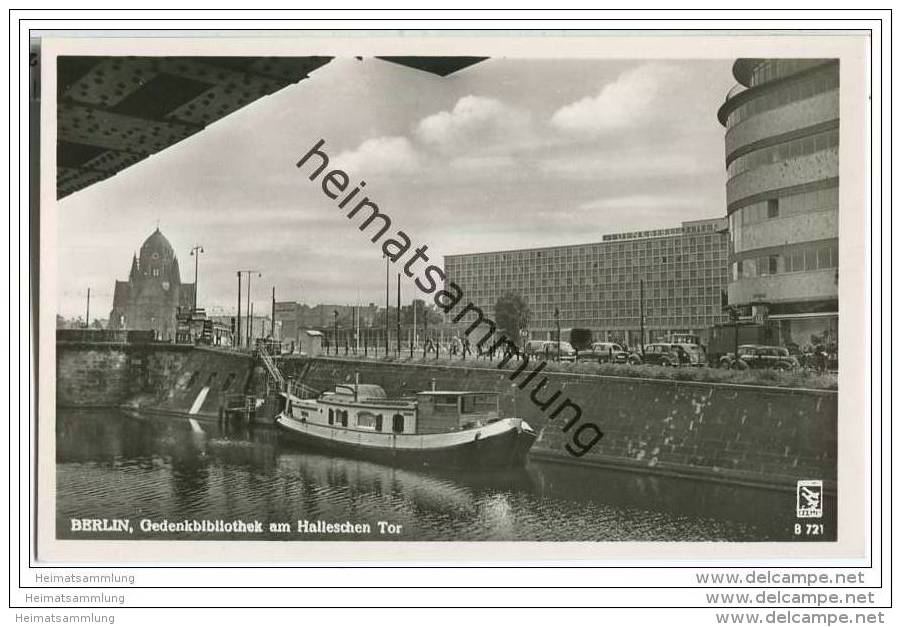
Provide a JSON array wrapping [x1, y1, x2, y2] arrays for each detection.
[[282, 385, 501, 436], [415, 391, 500, 434]]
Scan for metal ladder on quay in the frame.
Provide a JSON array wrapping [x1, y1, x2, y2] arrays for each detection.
[[257, 342, 286, 391]]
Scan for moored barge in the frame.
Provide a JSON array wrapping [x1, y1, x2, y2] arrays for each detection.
[[275, 382, 536, 469]]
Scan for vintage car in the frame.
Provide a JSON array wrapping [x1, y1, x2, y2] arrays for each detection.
[[577, 341, 629, 364], [631, 342, 690, 367], [525, 340, 577, 362], [720, 344, 800, 370]]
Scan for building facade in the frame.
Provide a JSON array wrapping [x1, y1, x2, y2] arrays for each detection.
[[443, 218, 730, 345], [717, 58, 839, 347], [274, 301, 379, 346], [108, 228, 195, 340]]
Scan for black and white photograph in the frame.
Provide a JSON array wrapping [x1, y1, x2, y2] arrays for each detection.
[[35, 31, 870, 560]]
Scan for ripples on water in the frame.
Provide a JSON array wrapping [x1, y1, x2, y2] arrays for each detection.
[[55, 409, 836, 542]]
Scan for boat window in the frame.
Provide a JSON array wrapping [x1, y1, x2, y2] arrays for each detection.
[[356, 411, 377, 429], [392, 414, 405, 433], [432, 395, 458, 414], [461, 394, 496, 414], [375, 414, 383, 432], [341, 410, 348, 427], [328, 408, 334, 425]]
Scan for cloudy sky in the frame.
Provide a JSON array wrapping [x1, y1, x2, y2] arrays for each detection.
[[56, 57, 735, 319]]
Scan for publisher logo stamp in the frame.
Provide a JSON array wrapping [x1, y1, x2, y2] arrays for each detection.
[[796, 480, 823, 518]]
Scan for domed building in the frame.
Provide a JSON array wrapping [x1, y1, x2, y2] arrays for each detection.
[[107, 228, 195, 340]]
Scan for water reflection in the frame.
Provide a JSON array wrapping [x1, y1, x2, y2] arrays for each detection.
[[55, 409, 836, 542]]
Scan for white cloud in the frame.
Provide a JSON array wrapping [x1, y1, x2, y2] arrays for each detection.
[[449, 154, 516, 172], [550, 63, 683, 135], [539, 150, 711, 180], [415, 95, 531, 151], [333, 135, 421, 175]]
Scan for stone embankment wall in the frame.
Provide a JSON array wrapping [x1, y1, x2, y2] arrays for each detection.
[[56, 336, 257, 418], [283, 356, 837, 489]]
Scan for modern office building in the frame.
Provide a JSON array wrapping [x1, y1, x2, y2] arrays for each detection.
[[443, 218, 730, 346], [717, 59, 839, 347]]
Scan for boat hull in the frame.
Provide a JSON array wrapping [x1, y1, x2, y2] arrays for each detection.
[[275, 415, 536, 470]]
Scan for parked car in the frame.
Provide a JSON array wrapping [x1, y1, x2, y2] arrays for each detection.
[[674, 342, 708, 367], [720, 344, 800, 370], [578, 341, 629, 364], [632, 342, 689, 367], [525, 340, 576, 362]]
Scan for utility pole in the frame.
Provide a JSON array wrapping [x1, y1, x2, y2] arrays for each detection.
[[639, 278, 645, 353], [270, 286, 275, 340], [236, 272, 242, 346], [85, 287, 91, 328], [554, 307, 560, 360], [384, 256, 389, 356], [333, 310, 339, 356], [189, 244, 204, 310], [412, 299, 417, 353], [396, 273, 401, 356], [236, 270, 261, 348]]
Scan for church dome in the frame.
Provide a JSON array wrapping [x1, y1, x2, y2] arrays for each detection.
[[140, 227, 175, 257], [137, 227, 181, 284]]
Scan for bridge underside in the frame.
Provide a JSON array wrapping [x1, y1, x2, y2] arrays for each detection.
[[56, 55, 486, 199]]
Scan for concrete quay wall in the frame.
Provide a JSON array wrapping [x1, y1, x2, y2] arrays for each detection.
[[286, 356, 837, 490], [56, 340, 257, 418]]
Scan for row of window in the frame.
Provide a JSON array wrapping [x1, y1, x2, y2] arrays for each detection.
[[462, 265, 730, 277], [464, 285, 727, 299], [726, 69, 838, 127], [732, 242, 839, 280], [461, 280, 727, 298], [326, 407, 405, 433], [447, 237, 726, 265], [747, 59, 834, 88], [451, 254, 728, 273], [732, 186, 838, 228], [726, 128, 839, 179]]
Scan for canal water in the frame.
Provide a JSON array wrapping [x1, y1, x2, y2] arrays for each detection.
[[56, 409, 836, 542]]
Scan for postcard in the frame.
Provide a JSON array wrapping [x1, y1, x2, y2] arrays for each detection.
[[34, 30, 872, 562]]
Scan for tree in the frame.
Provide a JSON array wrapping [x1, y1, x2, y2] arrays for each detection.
[[494, 292, 530, 347], [402, 299, 443, 327]]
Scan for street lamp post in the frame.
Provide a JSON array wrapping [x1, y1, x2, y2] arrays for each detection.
[[189, 244, 204, 310], [236, 272, 241, 345]]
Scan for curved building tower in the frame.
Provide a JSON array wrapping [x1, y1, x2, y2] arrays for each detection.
[[717, 59, 839, 348]]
